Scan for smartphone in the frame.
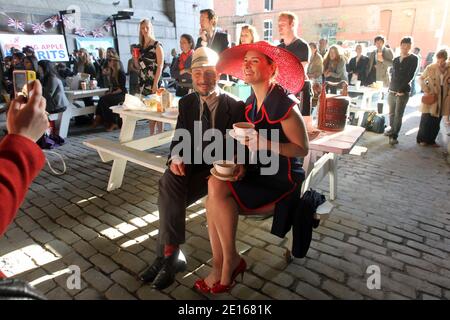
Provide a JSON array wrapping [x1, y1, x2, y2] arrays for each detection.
[[13, 70, 36, 100]]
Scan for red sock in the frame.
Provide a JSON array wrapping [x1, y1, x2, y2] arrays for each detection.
[[164, 244, 178, 257]]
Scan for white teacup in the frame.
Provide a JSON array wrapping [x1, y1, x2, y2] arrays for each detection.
[[213, 160, 236, 176], [233, 122, 255, 137]]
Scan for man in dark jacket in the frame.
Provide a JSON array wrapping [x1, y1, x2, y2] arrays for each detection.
[[346, 44, 370, 86], [277, 12, 314, 131], [139, 47, 245, 290], [195, 9, 229, 55], [386, 36, 418, 145]]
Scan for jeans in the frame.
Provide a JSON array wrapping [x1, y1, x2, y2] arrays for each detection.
[[388, 92, 409, 139]]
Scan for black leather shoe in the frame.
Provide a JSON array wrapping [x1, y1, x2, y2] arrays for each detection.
[[152, 250, 187, 290], [139, 256, 165, 283]]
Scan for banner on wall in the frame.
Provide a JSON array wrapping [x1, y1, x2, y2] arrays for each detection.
[[0, 34, 69, 62], [75, 37, 115, 58]]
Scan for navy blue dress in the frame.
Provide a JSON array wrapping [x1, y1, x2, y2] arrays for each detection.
[[227, 84, 305, 211]]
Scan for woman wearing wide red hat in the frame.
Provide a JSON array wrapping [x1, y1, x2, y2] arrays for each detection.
[[194, 41, 309, 294]]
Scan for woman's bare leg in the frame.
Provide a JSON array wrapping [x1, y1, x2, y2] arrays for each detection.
[[203, 195, 223, 287], [206, 177, 242, 286]]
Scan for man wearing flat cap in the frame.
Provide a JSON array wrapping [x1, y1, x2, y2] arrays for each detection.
[[139, 46, 245, 290]]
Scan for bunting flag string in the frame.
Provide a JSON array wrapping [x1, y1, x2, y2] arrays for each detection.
[[45, 15, 60, 28], [92, 29, 104, 38], [74, 27, 87, 37], [7, 17, 25, 32], [1, 11, 112, 37], [31, 23, 47, 34], [103, 19, 113, 32], [61, 15, 74, 30]]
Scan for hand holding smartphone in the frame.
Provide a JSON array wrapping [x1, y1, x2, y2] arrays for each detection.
[[13, 70, 36, 101]]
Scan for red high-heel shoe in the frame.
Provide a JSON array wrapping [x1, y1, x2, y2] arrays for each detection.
[[211, 258, 247, 294], [193, 279, 218, 294]]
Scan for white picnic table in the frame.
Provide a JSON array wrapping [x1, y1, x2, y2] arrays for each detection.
[[345, 85, 386, 126], [84, 105, 178, 191], [302, 125, 366, 201], [347, 85, 384, 110], [50, 88, 108, 138]]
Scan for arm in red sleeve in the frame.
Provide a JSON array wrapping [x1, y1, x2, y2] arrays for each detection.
[[0, 134, 45, 236]]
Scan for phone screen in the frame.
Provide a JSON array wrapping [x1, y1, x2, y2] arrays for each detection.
[[14, 72, 28, 99]]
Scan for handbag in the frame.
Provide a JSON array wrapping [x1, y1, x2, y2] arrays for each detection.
[[36, 132, 65, 150], [421, 94, 437, 105], [361, 111, 386, 133]]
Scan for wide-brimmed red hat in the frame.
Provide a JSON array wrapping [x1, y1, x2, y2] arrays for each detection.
[[216, 41, 305, 94]]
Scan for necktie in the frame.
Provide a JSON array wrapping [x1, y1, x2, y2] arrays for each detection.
[[202, 102, 211, 131], [201, 102, 212, 158]]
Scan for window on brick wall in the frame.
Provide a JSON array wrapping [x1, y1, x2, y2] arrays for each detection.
[[264, 0, 273, 12], [263, 19, 273, 42], [236, 0, 248, 16], [319, 23, 337, 44]]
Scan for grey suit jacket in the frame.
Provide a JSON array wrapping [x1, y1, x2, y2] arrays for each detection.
[[367, 47, 394, 87]]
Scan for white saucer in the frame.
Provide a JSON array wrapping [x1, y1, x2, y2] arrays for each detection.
[[210, 168, 235, 181], [162, 111, 178, 119], [228, 129, 257, 141]]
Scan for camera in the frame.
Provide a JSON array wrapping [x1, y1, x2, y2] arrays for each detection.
[[13, 70, 36, 100]]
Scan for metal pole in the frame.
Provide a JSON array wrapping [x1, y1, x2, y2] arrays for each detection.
[[113, 18, 120, 57], [59, 12, 70, 62]]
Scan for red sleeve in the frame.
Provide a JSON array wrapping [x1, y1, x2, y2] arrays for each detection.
[[0, 134, 45, 236]]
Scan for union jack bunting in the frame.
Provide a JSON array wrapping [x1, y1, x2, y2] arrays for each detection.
[[74, 27, 87, 37], [7, 18, 25, 31], [31, 23, 47, 34], [92, 29, 104, 38], [103, 20, 113, 32], [45, 15, 60, 28], [62, 15, 73, 29]]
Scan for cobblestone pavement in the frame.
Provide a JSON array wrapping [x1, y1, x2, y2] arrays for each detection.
[[1, 95, 449, 300]]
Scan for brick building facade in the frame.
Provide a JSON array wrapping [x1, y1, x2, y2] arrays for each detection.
[[214, 0, 449, 66]]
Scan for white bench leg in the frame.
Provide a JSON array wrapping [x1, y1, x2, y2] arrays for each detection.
[[106, 116, 137, 191], [329, 152, 338, 200], [107, 159, 128, 191], [57, 108, 72, 139]]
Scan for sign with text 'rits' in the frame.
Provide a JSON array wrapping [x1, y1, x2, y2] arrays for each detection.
[[0, 34, 69, 62]]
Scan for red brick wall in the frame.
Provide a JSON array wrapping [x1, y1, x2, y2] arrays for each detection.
[[214, 0, 448, 62]]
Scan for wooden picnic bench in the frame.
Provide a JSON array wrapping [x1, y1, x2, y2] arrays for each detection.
[[49, 88, 108, 138], [83, 106, 177, 191]]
